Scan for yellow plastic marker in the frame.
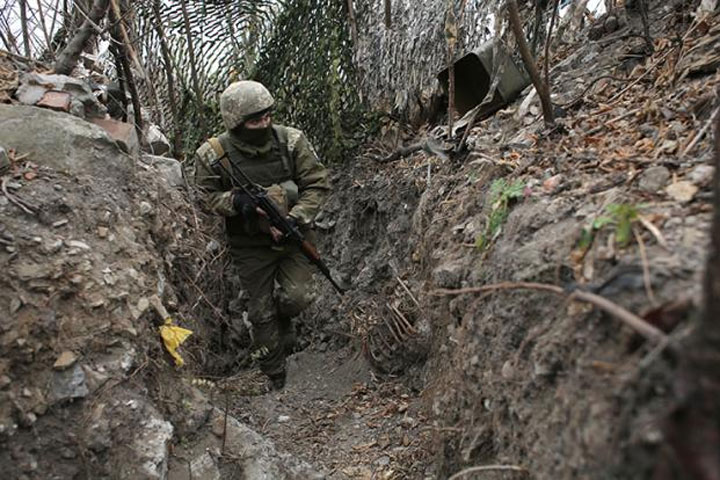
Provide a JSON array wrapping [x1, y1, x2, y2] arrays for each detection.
[[159, 318, 193, 367]]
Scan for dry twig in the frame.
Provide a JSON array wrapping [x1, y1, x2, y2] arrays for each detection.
[[433, 281, 667, 343], [448, 464, 528, 480]]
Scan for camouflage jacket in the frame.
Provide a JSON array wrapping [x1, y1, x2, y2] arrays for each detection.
[[192, 125, 329, 247]]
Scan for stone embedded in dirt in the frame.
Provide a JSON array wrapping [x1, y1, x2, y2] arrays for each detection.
[[131, 415, 174, 479], [0, 105, 134, 180], [66, 240, 91, 250], [49, 364, 89, 404], [142, 125, 171, 157], [14, 72, 106, 119], [53, 351, 78, 370], [189, 452, 221, 480], [139, 201, 153, 216], [0, 375, 10, 389], [638, 166, 671, 192], [665, 181, 699, 203], [36, 90, 72, 112], [14, 260, 52, 281], [687, 164, 715, 187], [432, 259, 467, 288], [90, 117, 140, 158], [142, 155, 183, 188], [204, 408, 324, 479], [542, 174, 565, 194], [97, 226, 109, 238]]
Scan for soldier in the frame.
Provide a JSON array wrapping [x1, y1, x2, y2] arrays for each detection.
[[193, 80, 330, 389]]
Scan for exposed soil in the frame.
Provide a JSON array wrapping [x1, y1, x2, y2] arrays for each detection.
[[1, 3, 719, 480]]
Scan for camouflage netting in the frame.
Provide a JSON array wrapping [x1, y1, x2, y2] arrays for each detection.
[[253, 0, 366, 163], [132, 0, 277, 155], [353, 0, 504, 120]]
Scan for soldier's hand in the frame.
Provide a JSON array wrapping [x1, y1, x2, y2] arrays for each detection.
[[233, 192, 254, 214], [256, 208, 284, 243]]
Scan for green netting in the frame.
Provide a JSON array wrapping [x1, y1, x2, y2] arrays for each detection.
[[253, 0, 366, 164]]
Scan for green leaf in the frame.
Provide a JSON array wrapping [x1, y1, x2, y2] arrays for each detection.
[[475, 233, 486, 251], [592, 216, 614, 230], [506, 179, 525, 199], [577, 228, 594, 250], [616, 218, 632, 246]]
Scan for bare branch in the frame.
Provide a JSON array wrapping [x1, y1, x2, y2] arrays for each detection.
[[506, 0, 555, 125], [54, 0, 109, 75]]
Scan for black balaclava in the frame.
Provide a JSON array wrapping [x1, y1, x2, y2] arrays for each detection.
[[231, 107, 273, 146]]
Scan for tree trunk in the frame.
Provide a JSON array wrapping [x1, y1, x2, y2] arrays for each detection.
[[506, 0, 555, 126], [54, 0, 109, 75], [19, 0, 32, 58], [35, 0, 56, 60], [152, 0, 183, 156], [108, 3, 143, 143], [445, 0, 457, 138], [179, 0, 206, 138], [384, 0, 392, 29], [544, 0, 560, 90]]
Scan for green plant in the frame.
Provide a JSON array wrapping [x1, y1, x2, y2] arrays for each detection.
[[475, 178, 525, 251], [578, 202, 645, 250]]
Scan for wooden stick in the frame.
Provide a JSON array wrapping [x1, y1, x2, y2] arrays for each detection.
[[396, 275, 422, 310], [433, 281, 667, 343], [633, 226, 656, 305], [448, 464, 528, 480], [507, 0, 554, 126], [681, 105, 720, 158]]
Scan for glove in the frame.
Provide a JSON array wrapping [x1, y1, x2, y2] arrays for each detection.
[[232, 192, 253, 213], [233, 192, 259, 228]]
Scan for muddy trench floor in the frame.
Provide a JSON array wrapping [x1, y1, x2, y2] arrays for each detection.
[[168, 346, 435, 479]]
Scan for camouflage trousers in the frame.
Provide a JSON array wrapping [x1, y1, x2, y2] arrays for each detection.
[[231, 243, 315, 377]]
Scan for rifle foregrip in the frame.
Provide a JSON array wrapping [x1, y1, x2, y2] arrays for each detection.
[[300, 240, 320, 260]]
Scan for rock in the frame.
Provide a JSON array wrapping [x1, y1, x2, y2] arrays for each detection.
[[666, 181, 699, 203], [142, 125, 171, 156], [0, 145, 9, 173], [432, 259, 467, 288], [49, 364, 89, 404], [542, 174, 564, 194], [66, 240, 91, 250], [688, 164, 715, 187], [90, 117, 140, 158], [14, 72, 106, 119], [139, 201, 153, 216], [638, 166, 670, 192], [189, 452, 221, 480], [0, 105, 133, 180], [501, 360, 515, 379], [53, 351, 78, 370], [142, 155, 183, 188], [0, 375, 10, 389], [207, 408, 324, 480], [36, 91, 72, 112], [130, 414, 173, 479]]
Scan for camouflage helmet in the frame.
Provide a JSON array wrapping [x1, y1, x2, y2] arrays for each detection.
[[219, 80, 274, 130]]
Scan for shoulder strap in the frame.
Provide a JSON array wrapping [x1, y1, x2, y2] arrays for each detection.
[[207, 136, 234, 188], [273, 126, 296, 179], [207, 137, 224, 159]]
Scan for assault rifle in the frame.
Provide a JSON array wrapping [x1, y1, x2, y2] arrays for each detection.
[[213, 160, 346, 295]]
